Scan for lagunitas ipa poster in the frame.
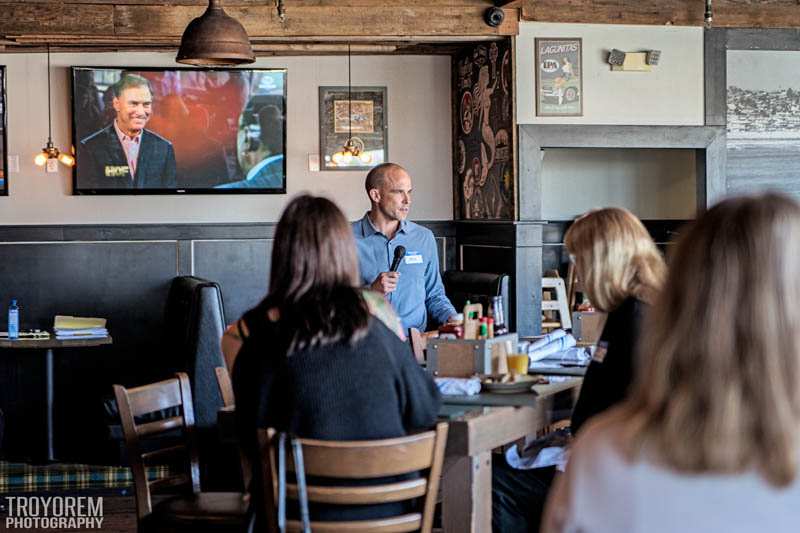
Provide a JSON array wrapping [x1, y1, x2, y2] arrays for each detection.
[[535, 38, 583, 116]]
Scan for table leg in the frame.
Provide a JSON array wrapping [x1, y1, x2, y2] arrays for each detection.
[[45, 348, 55, 462], [442, 451, 492, 533]]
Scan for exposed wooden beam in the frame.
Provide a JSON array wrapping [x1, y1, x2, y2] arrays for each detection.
[[521, 0, 800, 28], [113, 5, 517, 37]]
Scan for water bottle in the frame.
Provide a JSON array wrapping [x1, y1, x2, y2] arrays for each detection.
[[491, 296, 507, 336], [8, 299, 19, 340]]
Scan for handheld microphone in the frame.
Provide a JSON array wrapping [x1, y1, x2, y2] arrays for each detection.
[[389, 246, 406, 272]]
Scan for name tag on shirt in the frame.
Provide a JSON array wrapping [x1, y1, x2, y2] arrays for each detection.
[[404, 252, 423, 264]]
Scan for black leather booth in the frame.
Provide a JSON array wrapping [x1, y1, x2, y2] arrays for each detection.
[[442, 271, 511, 327], [108, 276, 240, 489]]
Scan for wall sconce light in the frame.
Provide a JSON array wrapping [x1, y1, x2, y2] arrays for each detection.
[[176, 0, 255, 66], [35, 44, 75, 170], [607, 49, 662, 72]]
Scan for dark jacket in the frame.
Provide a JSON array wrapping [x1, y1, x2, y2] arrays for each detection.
[[233, 310, 441, 521], [78, 124, 176, 189], [570, 297, 645, 436]]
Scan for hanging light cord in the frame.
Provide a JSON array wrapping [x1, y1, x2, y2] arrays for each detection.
[[347, 43, 352, 144], [46, 43, 53, 143]]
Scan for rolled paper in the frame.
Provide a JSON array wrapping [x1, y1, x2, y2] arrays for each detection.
[[528, 329, 567, 352], [528, 334, 577, 363]]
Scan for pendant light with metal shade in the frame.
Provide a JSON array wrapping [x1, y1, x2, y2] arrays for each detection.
[[176, 0, 255, 66], [35, 44, 75, 169]]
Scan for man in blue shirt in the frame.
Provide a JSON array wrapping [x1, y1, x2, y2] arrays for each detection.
[[352, 163, 457, 331]]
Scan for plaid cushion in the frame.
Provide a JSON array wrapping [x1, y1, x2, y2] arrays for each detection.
[[0, 461, 171, 494]]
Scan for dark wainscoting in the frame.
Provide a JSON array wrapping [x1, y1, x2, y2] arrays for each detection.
[[455, 220, 545, 337], [454, 219, 689, 338], [0, 221, 456, 464]]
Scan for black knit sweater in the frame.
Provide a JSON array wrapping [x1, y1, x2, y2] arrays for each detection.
[[570, 297, 645, 436], [232, 309, 441, 520]]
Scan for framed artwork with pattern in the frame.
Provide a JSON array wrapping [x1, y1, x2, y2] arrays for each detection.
[[319, 86, 387, 171]]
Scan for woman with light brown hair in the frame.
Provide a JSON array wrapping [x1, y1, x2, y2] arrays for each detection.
[[493, 208, 665, 533], [565, 207, 666, 435], [544, 193, 800, 533]]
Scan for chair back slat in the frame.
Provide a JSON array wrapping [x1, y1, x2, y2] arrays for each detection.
[[136, 415, 185, 437], [286, 514, 422, 533], [113, 372, 200, 521], [148, 473, 194, 493], [286, 432, 437, 479], [215, 366, 252, 492], [141, 443, 188, 463], [407, 328, 426, 363], [215, 366, 236, 406], [125, 378, 183, 416], [286, 478, 426, 505], [259, 423, 448, 533]]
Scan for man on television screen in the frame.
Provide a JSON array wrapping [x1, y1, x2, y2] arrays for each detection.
[[79, 74, 176, 189]]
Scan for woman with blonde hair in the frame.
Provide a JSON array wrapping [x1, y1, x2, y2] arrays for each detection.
[[493, 208, 665, 533], [544, 193, 800, 532], [565, 207, 666, 435]]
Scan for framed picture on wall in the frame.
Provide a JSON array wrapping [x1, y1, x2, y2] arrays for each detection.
[[319, 86, 387, 171], [535, 38, 583, 117], [0, 66, 7, 196]]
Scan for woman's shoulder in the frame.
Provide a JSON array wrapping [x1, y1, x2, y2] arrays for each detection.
[[361, 289, 406, 340]]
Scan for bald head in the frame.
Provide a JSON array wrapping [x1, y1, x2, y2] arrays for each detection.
[[365, 163, 408, 195], [365, 163, 413, 223]]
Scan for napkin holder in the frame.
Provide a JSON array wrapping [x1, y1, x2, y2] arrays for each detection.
[[427, 333, 517, 378]]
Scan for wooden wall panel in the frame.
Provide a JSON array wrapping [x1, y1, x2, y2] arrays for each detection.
[[522, 0, 800, 28]]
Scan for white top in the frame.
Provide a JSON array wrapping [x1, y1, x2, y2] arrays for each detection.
[[543, 415, 800, 533]]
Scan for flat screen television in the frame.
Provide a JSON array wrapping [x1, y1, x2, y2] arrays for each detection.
[[71, 67, 286, 194]]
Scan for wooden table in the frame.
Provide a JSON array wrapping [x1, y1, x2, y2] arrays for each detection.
[[216, 377, 582, 533], [439, 378, 582, 532], [0, 335, 113, 462]]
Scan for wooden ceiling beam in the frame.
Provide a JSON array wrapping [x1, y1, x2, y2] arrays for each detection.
[[521, 0, 800, 28], [113, 5, 517, 38]]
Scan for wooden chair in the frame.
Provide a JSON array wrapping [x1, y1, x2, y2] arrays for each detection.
[[407, 327, 426, 363], [258, 422, 449, 533], [214, 366, 253, 492], [113, 372, 250, 532]]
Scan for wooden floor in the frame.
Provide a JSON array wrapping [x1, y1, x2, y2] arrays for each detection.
[[1, 496, 137, 533]]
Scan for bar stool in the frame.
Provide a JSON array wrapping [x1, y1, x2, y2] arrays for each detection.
[[541, 276, 572, 331]]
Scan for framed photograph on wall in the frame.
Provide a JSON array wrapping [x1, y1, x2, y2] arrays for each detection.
[[535, 38, 583, 117], [319, 86, 387, 171], [0, 66, 7, 196]]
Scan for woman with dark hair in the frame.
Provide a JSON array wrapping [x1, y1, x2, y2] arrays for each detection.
[[226, 194, 440, 520]]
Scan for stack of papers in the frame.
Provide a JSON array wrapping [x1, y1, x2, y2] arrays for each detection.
[[54, 315, 108, 340]]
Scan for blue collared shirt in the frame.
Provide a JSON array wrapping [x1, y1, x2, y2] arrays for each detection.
[[353, 214, 456, 331]]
